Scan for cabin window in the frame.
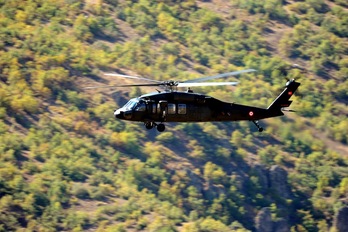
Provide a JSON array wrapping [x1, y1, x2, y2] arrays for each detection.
[[168, 104, 176, 114], [152, 103, 157, 113], [178, 104, 186, 114]]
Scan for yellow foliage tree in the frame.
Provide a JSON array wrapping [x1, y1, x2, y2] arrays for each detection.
[[204, 162, 226, 184]]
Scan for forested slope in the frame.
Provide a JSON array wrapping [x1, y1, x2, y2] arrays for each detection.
[[0, 0, 348, 231]]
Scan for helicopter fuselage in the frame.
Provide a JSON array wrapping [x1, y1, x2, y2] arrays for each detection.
[[114, 91, 282, 123]]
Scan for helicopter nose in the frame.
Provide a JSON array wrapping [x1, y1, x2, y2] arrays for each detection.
[[114, 109, 123, 119], [114, 109, 132, 119]]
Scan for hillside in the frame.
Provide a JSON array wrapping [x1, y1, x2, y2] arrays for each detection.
[[0, 0, 348, 231]]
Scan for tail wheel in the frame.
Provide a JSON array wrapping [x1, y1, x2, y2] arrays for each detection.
[[252, 120, 264, 132], [157, 124, 165, 132]]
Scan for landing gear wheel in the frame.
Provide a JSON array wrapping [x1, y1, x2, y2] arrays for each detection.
[[145, 122, 154, 130], [258, 127, 264, 132], [157, 124, 165, 132]]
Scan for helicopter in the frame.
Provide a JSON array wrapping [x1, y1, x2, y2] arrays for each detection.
[[86, 69, 300, 132]]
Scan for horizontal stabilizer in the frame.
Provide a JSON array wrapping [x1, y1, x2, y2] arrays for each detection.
[[282, 108, 296, 112]]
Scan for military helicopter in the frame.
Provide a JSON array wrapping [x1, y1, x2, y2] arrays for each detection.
[[86, 69, 300, 132]]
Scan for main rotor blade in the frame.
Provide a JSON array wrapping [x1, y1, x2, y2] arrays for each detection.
[[104, 73, 162, 83], [184, 69, 256, 83], [177, 82, 239, 87], [84, 83, 163, 89]]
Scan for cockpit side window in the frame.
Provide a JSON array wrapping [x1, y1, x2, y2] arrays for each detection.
[[135, 102, 146, 111]]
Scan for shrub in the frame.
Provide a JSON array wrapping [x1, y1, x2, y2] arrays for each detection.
[[73, 186, 90, 199]]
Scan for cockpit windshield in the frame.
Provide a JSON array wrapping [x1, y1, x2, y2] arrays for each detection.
[[121, 98, 147, 112], [122, 99, 138, 111]]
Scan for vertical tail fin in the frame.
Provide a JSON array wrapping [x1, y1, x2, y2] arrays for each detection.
[[267, 80, 300, 111]]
